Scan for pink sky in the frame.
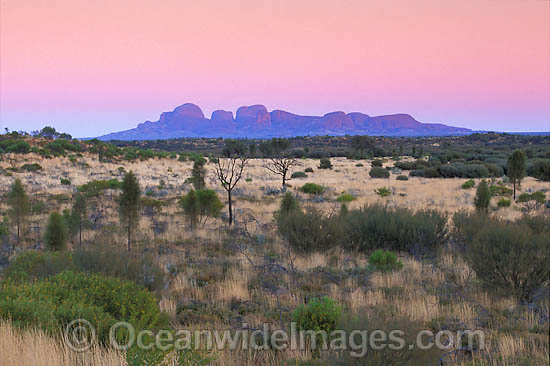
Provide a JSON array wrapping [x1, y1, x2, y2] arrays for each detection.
[[1, 0, 549, 136]]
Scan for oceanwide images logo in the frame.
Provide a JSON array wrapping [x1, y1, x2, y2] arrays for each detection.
[[65, 319, 485, 357]]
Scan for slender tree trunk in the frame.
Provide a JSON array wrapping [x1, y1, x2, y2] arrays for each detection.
[[513, 179, 516, 200], [127, 215, 131, 251], [228, 190, 233, 226], [282, 172, 286, 187], [16, 218, 20, 245]]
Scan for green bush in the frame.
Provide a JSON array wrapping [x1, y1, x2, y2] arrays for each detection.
[[2, 251, 74, 283], [277, 192, 300, 216], [277, 208, 340, 253], [336, 193, 356, 202], [72, 246, 165, 293], [60, 178, 71, 185], [528, 159, 550, 181], [0, 271, 162, 341], [369, 167, 390, 178], [461, 179, 475, 189], [374, 187, 391, 197], [318, 158, 332, 170], [278, 204, 447, 255], [44, 212, 68, 251], [497, 198, 511, 207], [396, 175, 409, 181], [474, 180, 491, 212], [20, 163, 42, 172], [423, 167, 440, 178], [305, 167, 314, 173], [291, 171, 308, 178], [341, 205, 447, 254], [368, 250, 403, 272], [371, 159, 383, 167], [516, 191, 547, 211], [300, 183, 325, 195], [292, 297, 341, 335], [453, 213, 549, 301], [180, 189, 223, 227], [489, 183, 513, 196]]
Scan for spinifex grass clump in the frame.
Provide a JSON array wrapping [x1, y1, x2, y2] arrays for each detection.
[[368, 250, 403, 272], [300, 183, 325, 195]]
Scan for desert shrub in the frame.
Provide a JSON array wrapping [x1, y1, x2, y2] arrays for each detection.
[[60, 177, 71, 185], [439, 164, 459, 178], [336, 193, 356, 202], [300, 183, 325, 195], [77, 179, 121, 198], [423, 167, 440, 178], [292, 297, 341, 335], [409, 169, 424, 177], [355, 163, 364, 167], [3, 140, 31, 154], [396, 174, 409, 181], [497, 198, 511, 207], [341, 205, 447, 254], [457, 216, 549, 301], [291, 171, 308, 178], [369, 167, 390, 178], [368, 250, 403, 272], [277, 208, 340, 253], [516, 191, 547, 211], [371, 159, 383, 167], [528, 159, 550, 181], [305, 167, 314, 173], [462, 164, 490, 178], [461, 179, 475, 189], [318, 158, 332, 169], [126, 347, 215, 366], [484, 163, 504, 177], [44, 212, 68, 251], [474, 180, 491, 212], [489, 183, 513, 196], [0, 271, 162, 341], [374, 187, 391, 197], [72, 246, 165, 293], [2, 251, 74, 283], [20, 163, 42, 172], [277, 192, 300, 217], [394, 161, 415, 170], [4, 247, 164, 293], [325, 314, 442, 365], [180, 189, 223, 227]]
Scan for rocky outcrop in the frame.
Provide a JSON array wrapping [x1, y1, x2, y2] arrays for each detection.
[[96, 103, 472, 140]]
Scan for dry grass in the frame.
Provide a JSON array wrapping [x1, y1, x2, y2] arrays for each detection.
[[1, 153, 548, 365], [0, 321, 125, 366]]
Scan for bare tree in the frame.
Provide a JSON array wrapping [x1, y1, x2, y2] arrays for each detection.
[[215, 140, 248, 226], [262, 138, 298, 186], [264, 157, 299, 186]]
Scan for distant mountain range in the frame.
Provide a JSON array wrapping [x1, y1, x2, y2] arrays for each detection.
[[96, 103, 473, 140]]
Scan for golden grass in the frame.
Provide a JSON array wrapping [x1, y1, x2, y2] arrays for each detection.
[[0, 321, 125, 366], [1, 153, 548, 365]]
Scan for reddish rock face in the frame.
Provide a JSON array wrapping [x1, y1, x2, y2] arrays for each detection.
[[320, 111, 354, 130], [236, 105, 271, 127], [171, 103, 205, 119], [97, 103, 472, 140], [211, 110, 234, 122], [368, 114, 422, 130]]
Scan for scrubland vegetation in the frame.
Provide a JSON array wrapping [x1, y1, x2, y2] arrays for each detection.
[[0, 129, 549, 365]]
